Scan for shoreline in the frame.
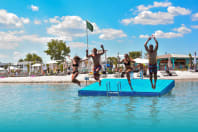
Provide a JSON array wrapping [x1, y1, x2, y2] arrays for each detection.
[[0, 73, 198, 84]]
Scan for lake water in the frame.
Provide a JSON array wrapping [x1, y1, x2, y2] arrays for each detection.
[[0, 81, 198, 132]]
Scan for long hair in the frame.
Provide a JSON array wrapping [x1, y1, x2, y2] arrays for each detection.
[[73, 56, 81, 62]]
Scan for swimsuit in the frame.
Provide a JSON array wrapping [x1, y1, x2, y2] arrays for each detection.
[[149, 63, 157, 74], [72, 63, 79, 74], [124, 61, 131, 66], [93, 65, 102, 74]]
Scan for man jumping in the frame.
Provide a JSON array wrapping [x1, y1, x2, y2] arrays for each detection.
[[86, 45, 105, 86], [144, 35, 158, 89]]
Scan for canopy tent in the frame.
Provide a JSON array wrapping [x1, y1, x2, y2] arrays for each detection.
[[134, 58, 148, 64], [9, 66, 19, 70], [32, 63, 42, 67], [47, 60, 58, 64], [0, 67, 5, 71]]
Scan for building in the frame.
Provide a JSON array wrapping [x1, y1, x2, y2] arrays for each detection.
[[157, 54, 198, 70]]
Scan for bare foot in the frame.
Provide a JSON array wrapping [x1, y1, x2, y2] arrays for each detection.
[[151, 84, 154, 89], [129, 83, 133, 91], [99, 80, 101, 86], [78, 82, 81, 87], [153, 84, 156, 89]]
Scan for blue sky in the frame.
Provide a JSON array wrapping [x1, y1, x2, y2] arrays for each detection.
[[0, 0, 198, 63]]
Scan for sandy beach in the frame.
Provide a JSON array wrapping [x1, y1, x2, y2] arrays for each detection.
[[0, 71, 197, 83]]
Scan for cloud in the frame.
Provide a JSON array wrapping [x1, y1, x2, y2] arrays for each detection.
[[47, 16, 126, 41], [68, 42, 87, 48], [99, 29, 127, 40], [137, 1, 172, 12], [121, 2, 191, 25], [47, 16, 87, 41], [167, 6, 191, 15], [139, 24, 191, 39], [173, 24, 191, 34], [192, 13, 198, 21], [34, 20, 41, 25], [49, 16, 60, 23], [30, 5, 39, 11], [0, 54, 9, 58], [122, 11, 174, 25], [0, 9, 30, 28], [0, 30, 54, 49], [191, 25, 198, 29]]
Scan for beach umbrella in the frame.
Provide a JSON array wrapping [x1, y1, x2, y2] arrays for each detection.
[[0, 67, 5, 71], [32, 63, 41, 67], [134, 58, 148, 64]]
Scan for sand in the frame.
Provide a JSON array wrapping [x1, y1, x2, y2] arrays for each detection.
[[0, 71, 198, 83]]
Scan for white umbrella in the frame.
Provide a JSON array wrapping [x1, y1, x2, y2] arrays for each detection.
[[9, 66, 18, 70], [134, 58, 149, 64], [0, 67, 5, 71], [32, 63, 41, 67], [47, 60, 58, 64]]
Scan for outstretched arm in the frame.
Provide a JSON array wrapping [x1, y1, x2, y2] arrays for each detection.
[[130, 58, 135, 63], [153, 36, 158, 51], [86, 49, 92, 58], [144, 36, 152, 51], [99, 44, 105, 55]]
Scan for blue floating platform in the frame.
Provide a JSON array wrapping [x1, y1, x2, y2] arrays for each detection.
[[78, 79, 175, 96]]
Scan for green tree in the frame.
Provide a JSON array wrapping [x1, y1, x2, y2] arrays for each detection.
[[128, 51, 142, 59], [44, 39, 70, 61], [107, 57, 118, 68], [189, 53, 193, 68], [18, 58, 24, 62], [24, 53, 43, 63]]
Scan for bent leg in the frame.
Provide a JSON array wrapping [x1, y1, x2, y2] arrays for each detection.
[[72, 72, 81, 86]]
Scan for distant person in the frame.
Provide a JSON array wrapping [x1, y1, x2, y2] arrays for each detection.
[[71, 56, 82, 86], [86, 45, 105, 86], [144, 35, 158, 89], [119, 54, 135, 90]]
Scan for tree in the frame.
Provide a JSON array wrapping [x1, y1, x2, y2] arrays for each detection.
[[107, 57, 118, 68], [128, 51, 142, 59], [24, 53, 43, 62], [18, 58, 24, 62], [44, 39, 70, 61], [189, 53, 193, 68]]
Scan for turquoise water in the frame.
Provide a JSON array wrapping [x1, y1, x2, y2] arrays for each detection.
[[0, 81, 198, 132]]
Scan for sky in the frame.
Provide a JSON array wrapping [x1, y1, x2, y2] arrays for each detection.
[[0, 0, 198, 63]]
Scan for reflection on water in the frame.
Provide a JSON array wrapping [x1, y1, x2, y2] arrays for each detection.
[[0, 81, 198, 131]]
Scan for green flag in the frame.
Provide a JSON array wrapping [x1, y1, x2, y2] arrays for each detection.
[[86, 20, 93, 32]]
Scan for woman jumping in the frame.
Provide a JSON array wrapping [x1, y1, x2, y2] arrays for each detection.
[[71, 56, 82, 86], [119, 54, 135, 90]]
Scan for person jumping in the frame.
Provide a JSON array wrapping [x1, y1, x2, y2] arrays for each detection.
[[86, 45, 105, 86], [144, 35, 158, 89]]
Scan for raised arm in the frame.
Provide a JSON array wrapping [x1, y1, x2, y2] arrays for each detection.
[[130, 58, 135, 63], [86, 49, 92, 58], [153, 36, 158, 51], [144, 36, 152, 51], [98, 44, 105, 55]]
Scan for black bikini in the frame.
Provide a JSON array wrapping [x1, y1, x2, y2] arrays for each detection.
[[124, 60, 131, 66], [72, 63, 79, 74], [72, 64, 79, 67]]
